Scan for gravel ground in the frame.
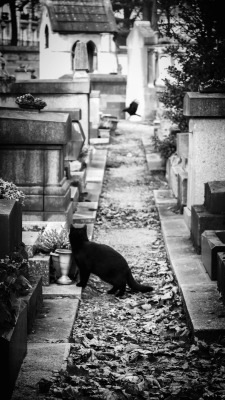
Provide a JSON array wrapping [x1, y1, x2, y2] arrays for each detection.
[[45, 120, 225, 400]]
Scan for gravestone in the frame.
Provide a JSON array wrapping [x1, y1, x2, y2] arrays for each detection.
[[204, 181, 225, 214], [0, 199, 22, 258], [0, 109, 73, 223]]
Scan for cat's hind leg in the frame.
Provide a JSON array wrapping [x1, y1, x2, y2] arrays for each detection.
[[116, 283, 126, 297], [107, 286, 118, 294]]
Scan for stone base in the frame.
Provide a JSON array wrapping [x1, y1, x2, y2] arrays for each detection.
[[22, 277, 43, 333], [177, 170, 188, 210], [70, 170, 87, 193], [0, 301, 27, 400], [204, 181, 225, 214], [22, 202, 73, 227], [201, 230, 225, 280], [28, 255, 50, 286], [191, 205, 225, 254], [217, 252, 225, 304], [183, 206, 191, 231], [146, 153, 166, 171]]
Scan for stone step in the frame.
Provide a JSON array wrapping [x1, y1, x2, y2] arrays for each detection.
[[73, 201, 98, 224], [154, 189, 225, 340]]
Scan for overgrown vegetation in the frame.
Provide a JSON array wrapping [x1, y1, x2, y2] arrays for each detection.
[[0, 178, 25, 205], [157, 0, 225, 131]]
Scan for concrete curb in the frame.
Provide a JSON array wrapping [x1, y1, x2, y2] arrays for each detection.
[[141, 134, 225, 340]]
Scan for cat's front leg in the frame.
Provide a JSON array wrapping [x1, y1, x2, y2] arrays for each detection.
[[76, 269, 90, 288]]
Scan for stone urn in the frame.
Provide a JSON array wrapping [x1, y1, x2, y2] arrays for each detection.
[[55, 249, 73, 285]]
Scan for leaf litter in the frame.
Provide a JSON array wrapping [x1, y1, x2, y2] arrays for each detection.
[[42, 123, 225, 400]]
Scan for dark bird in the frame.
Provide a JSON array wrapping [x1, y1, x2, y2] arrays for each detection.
[[122, 100, 141, 117]]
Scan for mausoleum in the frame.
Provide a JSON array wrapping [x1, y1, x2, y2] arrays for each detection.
[[39, 0, 118, 79]]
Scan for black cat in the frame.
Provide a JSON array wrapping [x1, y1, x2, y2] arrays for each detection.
[[69, 224, 154, 296]]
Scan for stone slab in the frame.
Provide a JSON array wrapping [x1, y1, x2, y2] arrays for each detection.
[[157, 204, 183, 220], [21, 277, 43, 334], [12, 343, 70, 400], [201, 230, 225, 280], [28, 298, 80, 343], [90, 137, 110, 144], [176, 132, 189, 158], [217, 252, 225, 303], [0, 199, 22, 258], [81, 181, 103, 202], [146, 153, 166, 171], [0, 110, 71, 144], [153, 189, 177, 205], [161, 217, 191, 237], [191, 205, 225, 254], [204, 181, 225, 214], [180, 283, 225, 340], [43, 283, 82, 298], [183, 92, 225, 117], [73, 201, 98, 224], [0, 302, 27, 400], [177, 169, 188, 209]]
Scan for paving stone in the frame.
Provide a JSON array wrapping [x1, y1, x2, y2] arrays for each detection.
[[153, 189, 177, 205], [73, 201, 98, 223], [181, 283, 225, 340]]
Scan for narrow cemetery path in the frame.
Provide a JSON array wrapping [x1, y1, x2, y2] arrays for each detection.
[[48, 121, 225, 400]]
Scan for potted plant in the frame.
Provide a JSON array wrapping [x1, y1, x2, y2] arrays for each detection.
[[35, 228, 74, 285]]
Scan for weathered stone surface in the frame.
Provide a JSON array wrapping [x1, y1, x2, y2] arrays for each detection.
[[0, 110, 71, 144], [0, 301, 27, 400], [28, 255, 50, 286], [191, 205, 225, 254], [204, 181, 225, 214], [201, 230, 225, 280], [187, 118, 225, 209], [0, 199, 22, 258], [21, 277, 43, 333], [217, 252, 225, 304], [177, 170, 188, 209], [176, 132, 189, 158], [183, 92, 225, 117]]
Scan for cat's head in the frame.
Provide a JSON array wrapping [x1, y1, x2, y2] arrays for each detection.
[[69, 224, 89, 242]]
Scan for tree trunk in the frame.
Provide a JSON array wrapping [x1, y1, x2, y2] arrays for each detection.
[[9, 0, 18, 46]]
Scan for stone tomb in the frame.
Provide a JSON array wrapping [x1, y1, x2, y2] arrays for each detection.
[[201, 230, 225, 280], [217, 252, 225, 304], [191, 205, 225, 254], [0, 199, 22, 258], [0, 109, 73, 223]]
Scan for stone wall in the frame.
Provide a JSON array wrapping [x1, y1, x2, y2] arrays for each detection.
[[90, 73, 126, 119]]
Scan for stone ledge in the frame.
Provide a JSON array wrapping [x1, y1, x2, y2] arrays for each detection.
[[183, 92, 225, 117]]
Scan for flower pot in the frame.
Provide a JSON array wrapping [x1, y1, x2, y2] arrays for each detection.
[[55, 249, 73, 285]]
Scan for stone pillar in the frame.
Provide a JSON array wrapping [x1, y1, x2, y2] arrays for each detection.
[[90, 90, 100, 138], [183, 92, 225, 226]]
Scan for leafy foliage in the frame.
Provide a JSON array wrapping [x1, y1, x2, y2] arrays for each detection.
[[0, 255, 32, 332], [152, 132, 177, 160], [158, 0, 225, 131], [0, 178, 25, 205], [36, 228, 71, 254]]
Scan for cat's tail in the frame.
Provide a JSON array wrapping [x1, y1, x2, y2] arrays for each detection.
[[126, 270, 154, 293]]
